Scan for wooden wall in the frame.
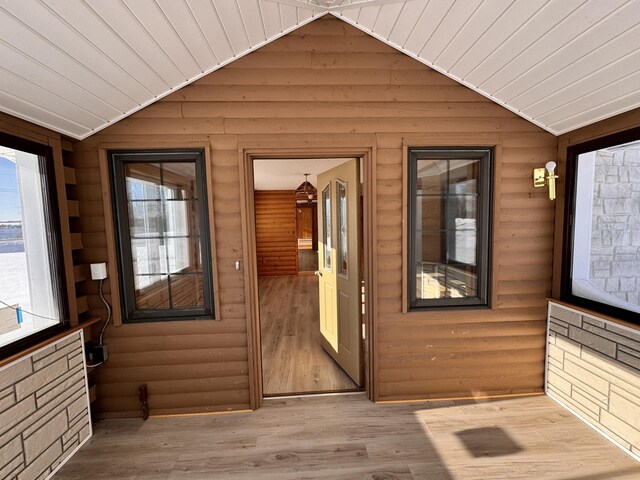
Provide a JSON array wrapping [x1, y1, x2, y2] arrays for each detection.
[[72, 17, 557, 416], [254, 190, 297, 276]]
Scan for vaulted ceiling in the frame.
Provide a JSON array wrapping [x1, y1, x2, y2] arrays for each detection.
[[1, 0, 639, 140]]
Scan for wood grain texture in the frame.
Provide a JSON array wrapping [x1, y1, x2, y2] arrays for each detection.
[[55, 394, 640, 480], [254, 191, 297, 276], [70, 17, 558, 415], [259, 275, 357, 395]]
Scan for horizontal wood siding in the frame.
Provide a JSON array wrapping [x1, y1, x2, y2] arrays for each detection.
[[72, 17, 557, 415], [254, 190, 297, 276]]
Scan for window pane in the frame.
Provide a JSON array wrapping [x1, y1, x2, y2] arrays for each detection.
[[337, 181, 348, 276], [571, 144, 640, 315], [410, 149, 489, 308], [169, 274, 205, 308], [166, 237, 202, 273], [113, 151, 213, 322], [0, 145, 60, 348], [126, 163, 162, 200], [135, 277, 170, 310], [164, 199, 192, 237], [323, 184, 331, 270], [417, 159, 447, 194], [128, 200, 163, 238]]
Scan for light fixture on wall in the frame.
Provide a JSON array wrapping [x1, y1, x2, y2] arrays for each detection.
[[295, 173, 317, 204], [533, 161, 558, 200]]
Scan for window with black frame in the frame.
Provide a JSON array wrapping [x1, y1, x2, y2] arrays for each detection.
[[0, 133, 68, 358], [408, 147, 492, 309], [563, 127, 640, 323], [110, 150, 214, 323]]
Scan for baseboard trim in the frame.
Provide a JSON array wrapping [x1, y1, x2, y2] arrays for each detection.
[[375, 391, 545, 404]]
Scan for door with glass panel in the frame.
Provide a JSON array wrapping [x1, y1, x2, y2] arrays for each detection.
[[316, 159, 362, 385]]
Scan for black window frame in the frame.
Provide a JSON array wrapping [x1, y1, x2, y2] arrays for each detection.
[[110, 149, 215, 323], [408, 146, 493, 310], [0, 132, 69, 360], [561, 126, 640, 325]]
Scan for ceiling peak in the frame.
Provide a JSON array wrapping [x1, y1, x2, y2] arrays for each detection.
[[266, 0, 409, 13]]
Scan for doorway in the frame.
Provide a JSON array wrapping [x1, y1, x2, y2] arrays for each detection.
[[251, 157, 365, 397]]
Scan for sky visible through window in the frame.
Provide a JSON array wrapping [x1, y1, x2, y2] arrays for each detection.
[[0, 147, 30, 347]]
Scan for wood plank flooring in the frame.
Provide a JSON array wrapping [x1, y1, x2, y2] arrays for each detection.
[[259, 275, 358, 395], [55, 394, 640, 479], [298, 249, 318, 272]]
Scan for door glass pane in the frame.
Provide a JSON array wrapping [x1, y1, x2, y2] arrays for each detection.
[[337, 181, 348, 276], [414, 158, 480, 301], [322, 184, 331, 270]]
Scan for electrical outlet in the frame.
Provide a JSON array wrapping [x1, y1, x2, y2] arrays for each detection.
[[86, 343, 109, 364]]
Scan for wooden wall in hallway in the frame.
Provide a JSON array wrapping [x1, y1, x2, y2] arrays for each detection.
[[72, 17, 557, 416], [254, 190, 297, 276]]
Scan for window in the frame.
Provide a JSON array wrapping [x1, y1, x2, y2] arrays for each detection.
[[322, 184, 331, 270], [562, 127, 640, 323], [0, 133, 67, 357], [110, 150, 214, 323], [337, 180, 348, 276], [408, 147, 492, 309]]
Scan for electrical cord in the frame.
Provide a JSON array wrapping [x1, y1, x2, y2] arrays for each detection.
[[0, 298, 68, 323], [98, 278, 112, 346]]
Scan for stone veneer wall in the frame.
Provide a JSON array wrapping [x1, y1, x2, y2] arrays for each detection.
[[0, 331, 91, 479], [546, 302, 640, 458]]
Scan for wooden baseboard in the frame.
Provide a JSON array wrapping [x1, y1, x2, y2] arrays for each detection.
[[375, 391, 545, 405]]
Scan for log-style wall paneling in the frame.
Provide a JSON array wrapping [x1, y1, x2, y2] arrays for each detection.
[[71, 17, 557, 416], [254, 191, 297, 276]]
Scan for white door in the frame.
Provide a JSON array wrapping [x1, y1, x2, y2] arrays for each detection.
[[317, 159, 362, 386]]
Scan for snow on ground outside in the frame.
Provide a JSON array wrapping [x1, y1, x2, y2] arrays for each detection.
[[0, 251, 56, 348]]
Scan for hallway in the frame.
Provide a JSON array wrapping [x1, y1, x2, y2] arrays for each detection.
[[259, 275, 358, 395]]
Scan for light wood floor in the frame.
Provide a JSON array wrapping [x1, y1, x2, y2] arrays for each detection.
[[55, 394, 640, 479], [259, 275, 358, 395]]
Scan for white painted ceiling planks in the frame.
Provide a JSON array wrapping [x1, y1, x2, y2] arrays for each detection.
[[0, 0, 638, 139]]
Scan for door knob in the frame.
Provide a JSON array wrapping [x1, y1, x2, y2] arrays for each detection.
[[314, 270, 322, 277]]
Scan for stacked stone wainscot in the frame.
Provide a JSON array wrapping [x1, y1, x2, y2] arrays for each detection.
[[0, 331, 91, 480]]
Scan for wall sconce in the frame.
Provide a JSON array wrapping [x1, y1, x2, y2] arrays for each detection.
[[533, 161, 558, 200]]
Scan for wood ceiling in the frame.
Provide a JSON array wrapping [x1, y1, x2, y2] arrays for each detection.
[[0, 0, 639, 140]]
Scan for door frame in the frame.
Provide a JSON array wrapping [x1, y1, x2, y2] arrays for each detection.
[[239, 147, 376, 409]]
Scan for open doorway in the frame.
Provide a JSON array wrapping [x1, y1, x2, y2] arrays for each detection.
[[253, 158, 364, 396]]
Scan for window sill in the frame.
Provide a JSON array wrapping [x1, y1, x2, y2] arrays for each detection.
[[0, 316, 101, 369]]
